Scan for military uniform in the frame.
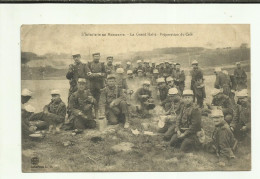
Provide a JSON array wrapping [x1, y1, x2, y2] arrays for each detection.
[[116, 76, 128, 91], [86, 61, 106, 107], [211, 93, 234, 124], [230, 101, 251, 140], [105, 64, 115, 75], [215, 72, 232, 96], [29, 98, 66, 129], [158, 85, 169, 102], [101, 85, 128, 125], [68, 89, 97, 129], [190, 67, 206, 107], [162, 66, 172, 79], [169, 102, 202, 152], [234, 67, 247, 91], [66, 62, 88, 99], [133, 65, 144, 76], [172, 69, 185, 94], [135, 87, 154, 115]]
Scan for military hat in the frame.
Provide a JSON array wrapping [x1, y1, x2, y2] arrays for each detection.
[[222, 70, 228, 75], [183, 90, 194, 96], [173, 63, 177, 65], [176, 63, 180, 66], [72, 54, 81, 58], [116, 68, 124, 74], [137, 60, 142, 63], [92, 52, 100, 56], [210, 109, 224, 118], [236, 89, 248, 98], [127, 70, 133, 74], [22, 88, 32, 97], [143, 80, 151, 85], [236, 62, 241, 65], [191, 60, 198, 65], [50, 89, 61, 95], [168, 88, 178, 95], [166, 77, 174, 82], [127, 61, 131, 65], [211, 88, 222, 96], [214, 67, 222, 72], [156, 78, 165, 83], [153, 69, 159, 74], [107, 56, 113, 59], [107, 74, 116, 79], [24, 104, 36, 113], [137, 69, 143, 72], [78, 78, 86, 83]]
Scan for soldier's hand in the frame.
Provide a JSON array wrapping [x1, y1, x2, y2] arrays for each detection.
[[110, 101, 115, 108], [240, 126, 247, 131]]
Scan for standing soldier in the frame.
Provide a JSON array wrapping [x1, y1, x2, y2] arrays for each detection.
[[162, 61, 172, 80], [66, 53, 88, 100], [172, 63, 185, 95], [234, 62, 247, 91], [169, 89, 202, 152], [105, 56, 115, 75], [190, 60, 206, 108], [135, 81, 155, 117], [86, 52, 106, 119], [115, 68, 128, 91], [230, 89, 251, 141], [214, 67, 232, 97], [157, 77, 169, 103], [68, 78, 97, 130], [100, 74, 129, 128]]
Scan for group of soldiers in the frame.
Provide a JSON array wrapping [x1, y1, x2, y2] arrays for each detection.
[[22, 52, 250, 165]]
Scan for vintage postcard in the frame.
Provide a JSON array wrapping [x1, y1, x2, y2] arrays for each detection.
[[21, 24, 250, 172]]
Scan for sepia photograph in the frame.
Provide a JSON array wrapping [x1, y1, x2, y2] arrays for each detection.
[[21, 24, 251, 172]]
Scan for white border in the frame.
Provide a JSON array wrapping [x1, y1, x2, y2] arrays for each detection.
[[0, 4, 259, 179]]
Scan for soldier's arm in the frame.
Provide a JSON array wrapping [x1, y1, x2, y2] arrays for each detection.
[[183, 108, 201, 136], [57, 102, 67, 118]]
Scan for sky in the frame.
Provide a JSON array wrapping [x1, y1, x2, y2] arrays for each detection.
[[21, 24, 250, 56]]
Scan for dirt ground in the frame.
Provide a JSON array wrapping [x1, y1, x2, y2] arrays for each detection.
[[21, 74, 251, 172]]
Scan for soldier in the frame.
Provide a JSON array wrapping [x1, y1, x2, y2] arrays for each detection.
[[126, 61, 132, 71], [66, 53, 88, 100], [162, 61, 172, 80], [68, 78, 97, 130], [29, 90, 66, 133], [211, 89, 234, 125], [166, 76, 175, 88], [133, 60, 144, 77], [157, 77, 169, 102], [172, 63, 185, 95], [135, 81, 155, 116], [190, 60, 206, 108], [115, 68, 128, 91], [21, 89, 37, 137], [234, 62, 247, 91], [230, 89, 251, 141], [143, 60, 152, 78], [169, 89, 202, 152], [100, 74, 129, 128], [214, 67, 232, 97], [158, 88, 181, 134], [105, 56, 115, 75], [86, 52, 106, 118], [151, 69, 159, 86], [127, 70, 134, 80], [205, 109, 237, 165]]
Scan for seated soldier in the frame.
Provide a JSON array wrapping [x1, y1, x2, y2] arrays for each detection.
[[101, 74, 130, 128], [68, 78, 97, 130], [230, 89, 251, 141], [166, 76, 175, 88], [205, 109, 237, 166], [168, 90, 202, 152], [158, 88, 181, 134], [135, 80, 155, 117], [157, 77, 169, 102], [29, 89, 66, 134], [210, 88, 234, 124]]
